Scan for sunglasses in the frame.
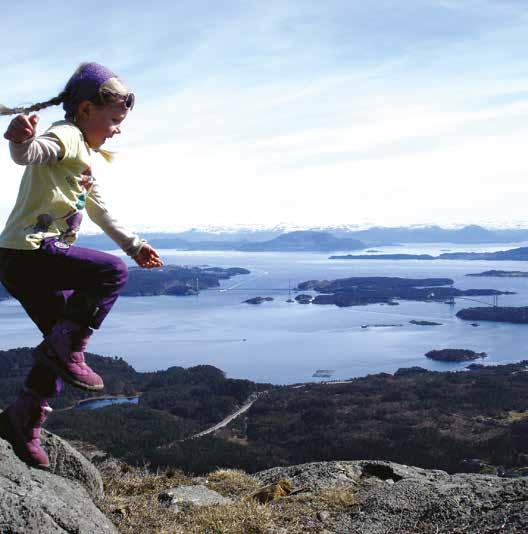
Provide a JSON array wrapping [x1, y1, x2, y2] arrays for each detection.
[[97, 89, 135, 111]]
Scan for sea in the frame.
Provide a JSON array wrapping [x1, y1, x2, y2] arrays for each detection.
[[2, 242, 528, 385]]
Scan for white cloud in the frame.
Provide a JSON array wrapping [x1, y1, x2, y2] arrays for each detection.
[[1, 0, 528, 232]]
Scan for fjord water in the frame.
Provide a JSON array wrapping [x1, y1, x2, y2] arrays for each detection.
[[2, 242, 528, 384]]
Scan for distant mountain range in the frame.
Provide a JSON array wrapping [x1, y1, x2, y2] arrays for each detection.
[[330, 224, 528, 244], [236, 231, 365, 252], [76, 224, 528, 252], [77, 230, 367, 252]]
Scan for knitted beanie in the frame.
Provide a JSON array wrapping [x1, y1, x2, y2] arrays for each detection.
[[63, 62, 117, 118]]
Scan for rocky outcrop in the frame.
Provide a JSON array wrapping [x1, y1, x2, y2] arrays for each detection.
[[254, 460, 528, 533], [0, 420, 117, 534]]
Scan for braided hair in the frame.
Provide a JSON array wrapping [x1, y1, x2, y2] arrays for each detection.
[[1, 62, 130, 119], [0, 92, 67, 116]]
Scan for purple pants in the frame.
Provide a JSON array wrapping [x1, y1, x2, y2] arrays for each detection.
[[0, 242, 128, 397]]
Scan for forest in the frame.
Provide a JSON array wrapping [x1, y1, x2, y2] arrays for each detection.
[[1, 348, 528, 476]]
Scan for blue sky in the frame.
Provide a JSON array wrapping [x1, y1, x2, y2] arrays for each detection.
[[1, 0, 528, 231]]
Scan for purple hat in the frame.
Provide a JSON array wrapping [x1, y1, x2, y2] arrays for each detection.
[[63, 62, 117, 118]]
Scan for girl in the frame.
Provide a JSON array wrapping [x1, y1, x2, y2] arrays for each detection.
[[0, 62, 163, 468]]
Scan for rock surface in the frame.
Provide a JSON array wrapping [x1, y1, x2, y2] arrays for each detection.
[[0, 419, 117, 534], [158, 484, 231, 511], [254, 460, 528, 533]]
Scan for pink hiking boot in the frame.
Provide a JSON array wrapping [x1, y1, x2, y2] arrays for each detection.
[[0, 389, 52, 469], [37, 319, 104, 391]]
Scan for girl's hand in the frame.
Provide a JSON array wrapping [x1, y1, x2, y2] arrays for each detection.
[[133, 244, 164, 269], [3, 114, 39, 143]]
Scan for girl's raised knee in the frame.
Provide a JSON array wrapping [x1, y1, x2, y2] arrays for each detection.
[[115, 257, 129, 284], [107, 256, 128, 287]]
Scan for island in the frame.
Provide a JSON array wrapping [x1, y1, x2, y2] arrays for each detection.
[[244, 296, 274, 305], [466, 270, 528, 277], [330, 246, 528, 261], [361, 323, 403, 328], [409, 320, 443, 326], [295, 276, 511, 307], [294, 294, 313, 304], [425, 349, 487, 362], [456, 306, 528, 324], [122, 265, 250, 297], [312, 369, 335, 378]]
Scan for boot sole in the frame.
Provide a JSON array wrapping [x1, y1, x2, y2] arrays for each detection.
[[34, 343, 104, 392], [0, 411, 50, 470]]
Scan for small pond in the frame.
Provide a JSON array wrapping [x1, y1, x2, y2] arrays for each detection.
[[76, 397, 140, 410]]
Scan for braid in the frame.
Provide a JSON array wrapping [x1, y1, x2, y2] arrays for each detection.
[[0, 91, 66, 116]]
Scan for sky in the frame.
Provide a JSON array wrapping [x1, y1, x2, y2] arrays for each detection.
[[1, 0, 528, 232]]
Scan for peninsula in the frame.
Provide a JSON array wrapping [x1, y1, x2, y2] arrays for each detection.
[[122, 265, 250, 296]]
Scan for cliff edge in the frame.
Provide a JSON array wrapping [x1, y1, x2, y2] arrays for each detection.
[[0, 415, 117, 534]]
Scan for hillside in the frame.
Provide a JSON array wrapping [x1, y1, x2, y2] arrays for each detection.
[[1, 348, 528, 478], [2, 347, 528, 532]]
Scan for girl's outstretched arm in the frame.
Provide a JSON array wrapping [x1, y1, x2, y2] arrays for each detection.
[[9, 134, 63, 165], [4, 114, 63, 165]]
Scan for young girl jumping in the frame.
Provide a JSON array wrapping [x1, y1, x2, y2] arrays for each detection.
[[0, 62, 163, 468]]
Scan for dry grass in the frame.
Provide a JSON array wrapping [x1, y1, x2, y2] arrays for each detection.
[[99, 460, 358, 534], [100, 459, 191, 497], [99, 459, 195, 533], [507, 410, 528, 422], [207, 468, 260, 498], [316, 487, 359, 510], [175, 490, 351, 534], [175, 499, 293, 534]]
